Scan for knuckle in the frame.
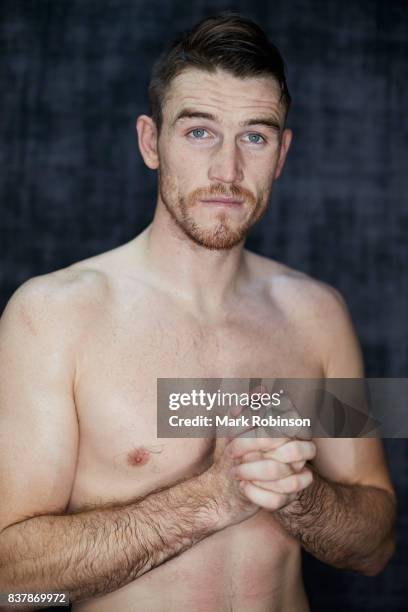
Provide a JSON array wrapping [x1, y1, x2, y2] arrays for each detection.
[[267, 492, 281, 510], [275, 493, 288, 509], [288, 441, 303, 461], [276, 481, 288, 494], [287, 492, 298, 505], [286, 474, 300, 491], [300, 470, 312, 488], [280, 464, 292, 479]]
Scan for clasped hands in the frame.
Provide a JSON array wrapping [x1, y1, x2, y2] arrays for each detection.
[[217, 387, 316, 512], [228, 434, 316, 511]]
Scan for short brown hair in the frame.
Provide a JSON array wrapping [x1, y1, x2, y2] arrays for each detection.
[[148, 12, 291, 133]]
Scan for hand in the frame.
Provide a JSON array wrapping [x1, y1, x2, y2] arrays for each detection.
[[227, 382, 312, 472], [229, 436, 316, 511], [201, 433, 259, 529]]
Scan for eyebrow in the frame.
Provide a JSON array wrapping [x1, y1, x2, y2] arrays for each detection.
[[172, 108, 281, 132]]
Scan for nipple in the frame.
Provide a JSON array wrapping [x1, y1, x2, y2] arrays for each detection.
[[127, 447, 151, 467]]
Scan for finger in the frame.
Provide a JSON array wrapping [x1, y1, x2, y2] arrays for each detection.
[[287, 423, 313, 441], [231, 459, 294, 481], [261, 449, 305, 472], [250, 468, 313, 494], [213, 434, 230, 461], [227, 385, 269, 437], [238, 455, 305, 472], [289, 460, 306, 471], [272, 410, 313, 440], [267, 390, 313, 439], [248, 384, 269, 419], [239, 481, 298, 511], [225, 405, 258, 439], [240, 451, 263, 463], [271, 391, 297, 413], [224, 422, 258, 446], [230, 435, 290, 459], [272, 440, 316, 463], [228, 384, 268, 418], [218, 412, 256, 445]]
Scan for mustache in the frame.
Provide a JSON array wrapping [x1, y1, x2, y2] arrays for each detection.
[[190, 184, 256, 203]]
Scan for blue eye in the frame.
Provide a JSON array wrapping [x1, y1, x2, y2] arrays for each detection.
[[245, 133, 265, 144], [190, 128, 208, 139]]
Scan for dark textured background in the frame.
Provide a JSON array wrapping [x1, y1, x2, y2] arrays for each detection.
[[1, 1, 407, 610]]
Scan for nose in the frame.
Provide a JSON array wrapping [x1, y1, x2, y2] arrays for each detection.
[[208, 140, 244, 184]]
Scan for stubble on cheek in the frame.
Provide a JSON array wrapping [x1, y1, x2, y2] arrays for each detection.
[[158, 162, 272, 249]]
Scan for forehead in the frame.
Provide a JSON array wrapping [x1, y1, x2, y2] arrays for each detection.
[[163, 68, 285, 126]]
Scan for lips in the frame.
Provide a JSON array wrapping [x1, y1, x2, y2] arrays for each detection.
[[199, 197, 244, 207]]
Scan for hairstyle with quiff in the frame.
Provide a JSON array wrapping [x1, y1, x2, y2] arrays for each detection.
[[148, 12, 292, 133]]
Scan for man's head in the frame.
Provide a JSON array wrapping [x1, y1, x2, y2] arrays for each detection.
[[137, 13, 292, 250]]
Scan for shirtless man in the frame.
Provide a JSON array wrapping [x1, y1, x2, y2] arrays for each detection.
[[0, 13, 396, 612]]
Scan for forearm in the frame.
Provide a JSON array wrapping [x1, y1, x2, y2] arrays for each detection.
[[274, 467, 396, 575], [0, 472, 223, 604]]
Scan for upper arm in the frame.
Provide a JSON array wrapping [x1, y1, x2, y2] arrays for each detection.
[[0, 278, 80, 534], [307, 284, 395, 498]]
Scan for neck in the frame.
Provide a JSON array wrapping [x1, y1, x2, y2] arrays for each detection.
[[137, 202, 249, 317]]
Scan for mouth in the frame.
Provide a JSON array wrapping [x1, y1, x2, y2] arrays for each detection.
[[199, 197, 244, 207]]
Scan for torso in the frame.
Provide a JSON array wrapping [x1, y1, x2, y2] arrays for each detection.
[[64, 236, 321, 612]]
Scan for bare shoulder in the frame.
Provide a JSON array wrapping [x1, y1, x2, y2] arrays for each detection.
[[248, 252, 345, 314], [245, 250, 363, 376], [270, 266, 346, 323], [245, 249, 346, 320], [1, 234, 146, 340], [0, 264, 111, 342]]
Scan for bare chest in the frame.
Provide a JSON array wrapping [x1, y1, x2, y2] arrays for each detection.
[[69, 301, 321, 510]]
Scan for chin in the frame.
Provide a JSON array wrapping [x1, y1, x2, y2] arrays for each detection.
[[184, 222, 248, 250]]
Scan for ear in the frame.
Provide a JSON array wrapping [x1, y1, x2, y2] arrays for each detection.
[[136, 115, 159, 169], [274, 128, 292, 179]]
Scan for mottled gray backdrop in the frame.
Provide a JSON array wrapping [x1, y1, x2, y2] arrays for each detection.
[[1, 1, 407, 610]]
